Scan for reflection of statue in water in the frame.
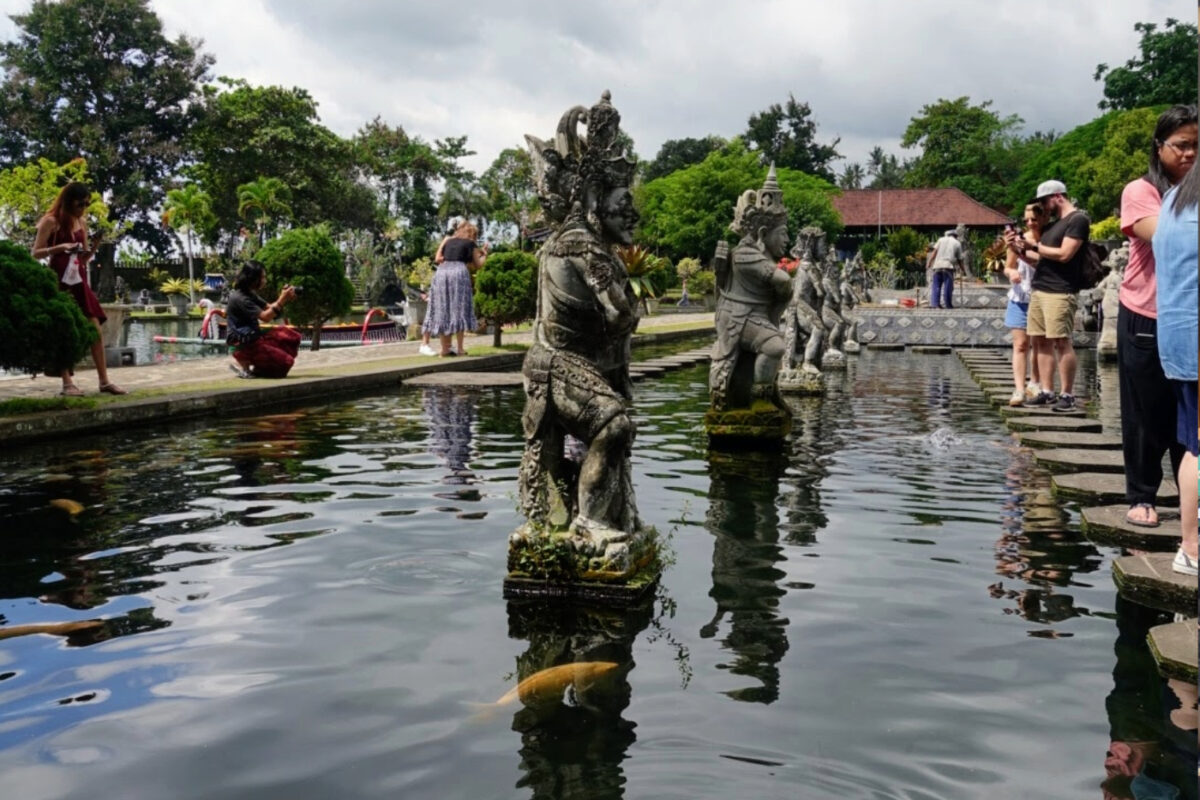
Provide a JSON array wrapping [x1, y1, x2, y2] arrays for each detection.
[[705, 166, 793, 441], [778, 226, 826, 380], [702, 452, 790, 703], [509, 92, 657, 593], [423, 387, 475, 484], [505, 599, 652, 799]]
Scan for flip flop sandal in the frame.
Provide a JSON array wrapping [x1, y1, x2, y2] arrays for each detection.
[[98, 383, 127, 396], [1125, 503, 1160, 528], [59, 385, 84, 397]]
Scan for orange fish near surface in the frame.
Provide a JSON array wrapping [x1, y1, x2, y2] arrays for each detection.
[[49, 499, 85, 515], [469, 661, 619, 720]]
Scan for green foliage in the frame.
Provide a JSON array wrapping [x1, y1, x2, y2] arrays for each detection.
[[481, 148, 536, 241], [1075, 107, 1161, 218], [0, 239, 96, 374], [884, 227, 928, 271], [0, 396, 97, 417], [508, 532, 575, 581], [1091, 216, 1123, 241], [236, 177, 293, 241], [863, 250, 902, 290], [0, 0, 211, 235], [406, 257, 435, 289], [473, 250, 537, 346], [687, 269, 716, 296], [0, 157, 113, 243], [675, 257, 702, 282], [1095, 19, 1199, 111], [636, 139, 841, 262], [744, 95, 841, 181], [865, 147, 910, 189], [644, 136, 727, 182], [617, 245, 659, 300], [256, 227, 353, 350]]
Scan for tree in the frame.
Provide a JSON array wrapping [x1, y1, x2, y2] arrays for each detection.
[[0, 157, 113, 244], [1074, 107, 1162, 217], [256, 227, 353, 351], [900, 97, 1029, 209], [636, 138, 842, 262], [838, 163, 865, 190], [481, 148, 537, 247], [162, 185, 215, 304], [644, 136, 727, 182], [865, 147, 909, 189], [0, 0, 211, 237], [744, 95, 841, 180], [473, 250, 537, 347], [237, 177, 293, 245], [0, 240, 96, 375], [1095, 19, 1199, 110]]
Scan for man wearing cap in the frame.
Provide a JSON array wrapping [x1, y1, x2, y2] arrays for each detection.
[[926, 228, 964, 309], [1009, 179, 1089, 412]]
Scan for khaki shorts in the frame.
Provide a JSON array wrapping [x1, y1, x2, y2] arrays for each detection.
[[1026, 290, 1077, 339]]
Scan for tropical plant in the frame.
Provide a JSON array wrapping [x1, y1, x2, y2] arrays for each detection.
[[256, 226, 353, 351], [162, 184, 214, 304], [159, 277, 203, 297], [0, 157, 114, 244], [473, 250, 537, 347], [616, 245, 658, 310], [981, 238, 1008, 277], [406, 257, 435, 290], [236, 177, 293, 245], [0, 239, 96, 374]]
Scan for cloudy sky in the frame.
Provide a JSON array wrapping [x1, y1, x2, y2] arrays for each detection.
[[0, 0, 1185, 176]]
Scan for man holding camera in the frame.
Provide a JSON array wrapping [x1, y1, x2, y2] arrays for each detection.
[[1007, 179, 1089, 412], [225, 261, 301, 379]]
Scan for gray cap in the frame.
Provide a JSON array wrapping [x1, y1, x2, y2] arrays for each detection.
[[1035, 179, 1067, 199], [945, 229, 958, 237]]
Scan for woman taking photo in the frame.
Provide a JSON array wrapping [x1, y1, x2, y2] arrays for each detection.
[[421, 220, 485, 357], [1003, 202, 1048, 406], [1116, 104, 1196, 528], [31, 182, 125, 396], [225, 261, 300, 379]]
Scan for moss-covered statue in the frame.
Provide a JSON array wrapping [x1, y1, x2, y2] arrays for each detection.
[[705, 166, 793, 443], [506, 92, 657, 601]]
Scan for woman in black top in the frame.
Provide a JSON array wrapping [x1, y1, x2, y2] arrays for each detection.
[[422, 221, 486, 356], [225, 261, 300, 378]]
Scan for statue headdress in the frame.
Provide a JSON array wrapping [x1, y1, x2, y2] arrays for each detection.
[[730, 164, 788, 238], [525, 91, 637, 225]]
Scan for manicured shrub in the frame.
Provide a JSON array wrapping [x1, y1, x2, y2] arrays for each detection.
[[0, 239, 96, 374], [257, 226, 353, 350], [473, 250, 537, 347]]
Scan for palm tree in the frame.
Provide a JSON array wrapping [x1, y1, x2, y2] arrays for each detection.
[[839, 163, 865, 190], [162, 184, 215, 305], [237, 177, 293, 246]]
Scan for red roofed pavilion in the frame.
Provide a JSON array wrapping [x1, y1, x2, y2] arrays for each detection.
[[832, 188, 1012, 250]]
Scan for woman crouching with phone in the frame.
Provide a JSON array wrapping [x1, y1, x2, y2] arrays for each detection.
[[225, 261, 301, 379], [32, 182, 125, 396]]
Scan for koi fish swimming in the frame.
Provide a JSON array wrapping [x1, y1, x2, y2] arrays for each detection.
[[0, 620, 104, 641], [49, 499, 85, 515], [467, 661, 619, 721]]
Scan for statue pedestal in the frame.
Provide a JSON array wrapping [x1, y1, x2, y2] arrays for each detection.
[[704, 399, 792, 444], [843, 340, 861, 355], [776, 368, 826, 396], [504, 524, 660, 605], [822, 350, 847, 369]]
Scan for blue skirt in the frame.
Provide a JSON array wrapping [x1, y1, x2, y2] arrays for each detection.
[[1004, 299, 1029, 330], [421, 261, 477, 336]]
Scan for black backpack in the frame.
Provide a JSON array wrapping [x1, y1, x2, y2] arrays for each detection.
[[1073, 241, 1108, 292]]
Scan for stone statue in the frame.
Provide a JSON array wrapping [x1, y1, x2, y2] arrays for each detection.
[[508, 91, 655, 595], [818, 244, 848, 367], [778, 226, 826, 383], [1094, 242, 1128, 360], [705, 166, 793, 440], [839, 257, 863, 354]]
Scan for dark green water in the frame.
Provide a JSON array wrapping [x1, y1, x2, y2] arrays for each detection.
[[0, 351, 1194, 799]]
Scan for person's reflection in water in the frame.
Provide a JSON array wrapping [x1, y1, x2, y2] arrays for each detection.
[[701, 450, 790, 703], [424, 387, 476, 486], [505, 599, 652, 800]]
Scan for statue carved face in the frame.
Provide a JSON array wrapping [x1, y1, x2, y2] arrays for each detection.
[[600, 188, 638, 245], [762, 223, 789, 260]]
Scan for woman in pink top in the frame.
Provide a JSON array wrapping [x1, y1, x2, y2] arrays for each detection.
[[1117, 104, 1196, 527]]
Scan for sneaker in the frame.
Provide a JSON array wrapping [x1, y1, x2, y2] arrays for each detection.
[[1051, 393, 1076, 412], [1026, 391, 1055, 407], [418, 344, 436, 356], [1172, 547, 1198, 576], [1008, 391, 1024, 407], [1024, 382, 1042, 401]]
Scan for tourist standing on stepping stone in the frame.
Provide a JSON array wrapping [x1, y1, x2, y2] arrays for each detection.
[[926, 229, 963, 309], [1115, 105, 1196, 530], [1003, 203, 1050, 406], [1008, 180, 1088, 413], [1151, 159, 1198, 575], [422, 220, 485, 357]]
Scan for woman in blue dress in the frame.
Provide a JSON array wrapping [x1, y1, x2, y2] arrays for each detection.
[[422, 221, 486, 356]]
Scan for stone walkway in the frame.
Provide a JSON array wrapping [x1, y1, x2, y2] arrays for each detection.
[[956, 348, 1197, 683]]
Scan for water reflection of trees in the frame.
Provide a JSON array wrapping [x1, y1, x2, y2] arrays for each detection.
[[505, 599, 652, 800]]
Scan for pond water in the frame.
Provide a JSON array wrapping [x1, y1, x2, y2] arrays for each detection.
[[0, 351, 1194, 800]]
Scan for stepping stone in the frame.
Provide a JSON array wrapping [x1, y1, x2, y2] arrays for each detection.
[[1147, 619, 1198, 682], [1017, 431, 1122, 450], [405, 371, 524, 387], [1081, 504, 1182, 551], [1052, 472, 1177, 505], [999, 404, 1086, 418], [868, 343, 904, 351], [1113, 553, 1198, 616], [1006, 415, 1103, 433], [1033, 448, 1125, 473], [910, 345, 951, 354]]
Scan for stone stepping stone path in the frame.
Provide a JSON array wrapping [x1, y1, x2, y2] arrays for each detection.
[[1113, 553, 1198, 617], [1005, 415, 1103, 433], [1033, 448, 1125, 473], [867, 343, 904, 351], [629, 348, 712, 383], [998, 404, 1087, 418], [1147, 620, 1198, 682], [1052, 472, 1177, 505], [1017, 431, 1121, 450], [910, 345, 951, 354], [1081, 505, 1182, 551]]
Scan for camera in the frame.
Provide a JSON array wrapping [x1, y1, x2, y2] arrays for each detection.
[[288, 285, 304, 295]]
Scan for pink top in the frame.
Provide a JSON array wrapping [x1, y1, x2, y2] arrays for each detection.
[[1119, 177, 1161, 318]]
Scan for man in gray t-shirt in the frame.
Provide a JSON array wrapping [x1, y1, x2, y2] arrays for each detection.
[[926, 229, 964, 309]]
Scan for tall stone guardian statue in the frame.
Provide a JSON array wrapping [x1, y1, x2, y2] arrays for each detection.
[[506, 92, 657, 600], [839, 256, 865, 354], [777, 225, 826, 394], [705, 166, 793, 442]]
